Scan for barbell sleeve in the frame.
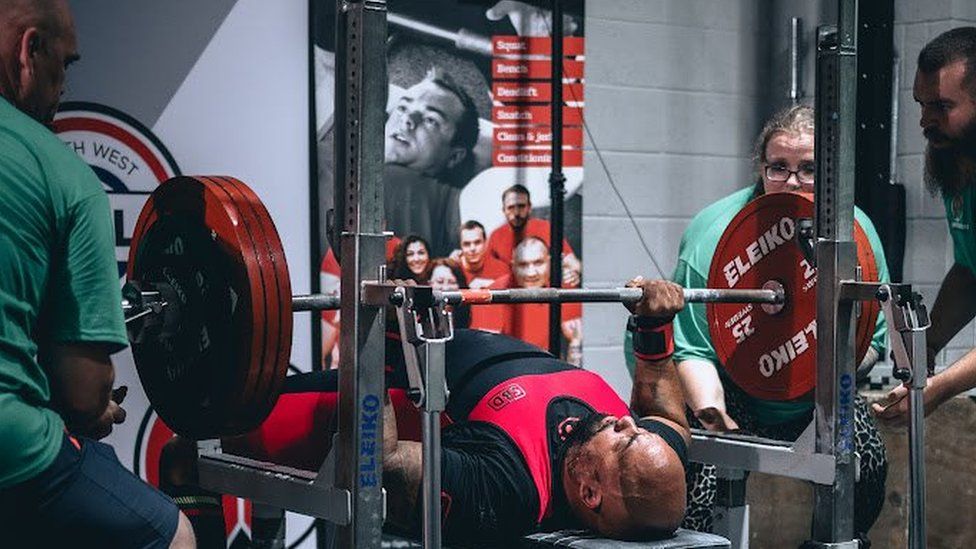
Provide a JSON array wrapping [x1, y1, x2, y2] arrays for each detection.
[[292, 294, 342, 311]]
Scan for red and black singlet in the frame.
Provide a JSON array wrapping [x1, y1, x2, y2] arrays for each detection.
[[435, 330, 632, 540], [234, 330, 636, 545]]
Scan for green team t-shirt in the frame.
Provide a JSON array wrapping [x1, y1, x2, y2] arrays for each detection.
[[943, 186, 976, 274], [0, 97, 127, 488], [625, 186, 889, 425]]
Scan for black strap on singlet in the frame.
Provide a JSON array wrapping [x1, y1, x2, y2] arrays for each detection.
[[637, 418, 689, 471], [445, 329, 552, 390]]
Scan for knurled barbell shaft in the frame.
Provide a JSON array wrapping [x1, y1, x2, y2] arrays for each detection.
[[126, 286, 782, 317], [288, 287, 784, 312]]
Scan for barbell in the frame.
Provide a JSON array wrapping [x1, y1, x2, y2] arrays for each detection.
[[123, 176, 872, 439]]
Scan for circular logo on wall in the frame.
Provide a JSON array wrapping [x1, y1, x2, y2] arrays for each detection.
[[53, 101, 181, 278]]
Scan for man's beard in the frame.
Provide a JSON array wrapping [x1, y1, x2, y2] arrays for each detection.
[[924, 117, 976, 197], [564, 412, 609, 454]]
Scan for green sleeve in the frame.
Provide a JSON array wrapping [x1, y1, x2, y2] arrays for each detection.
[[624, 328, 635, 378], [671, 259, 721, 365], [945, 191, 976, 274], [855, 209, 889, 352], [949, 230, 976, 274], [48, 192, 128, 351]]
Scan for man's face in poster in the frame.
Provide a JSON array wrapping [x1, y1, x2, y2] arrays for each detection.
[[460, 227, 487, 265], [502, 190, 531, 230], [385, 78, 467, 177], [513, 238, 549, 288]]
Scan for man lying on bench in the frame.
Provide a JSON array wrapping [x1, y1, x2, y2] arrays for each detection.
[[162, 278, 690, 547]]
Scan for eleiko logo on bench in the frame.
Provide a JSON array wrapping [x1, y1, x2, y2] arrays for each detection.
[[488, 383, 527, 411]]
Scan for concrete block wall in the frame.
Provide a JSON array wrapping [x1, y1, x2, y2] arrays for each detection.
[[894, 0, 976, 370], [581, 0, 769, 396], [582, 0, 976, 395]]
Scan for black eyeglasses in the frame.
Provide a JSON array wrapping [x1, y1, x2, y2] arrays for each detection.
[[764, 164, 815, 184]]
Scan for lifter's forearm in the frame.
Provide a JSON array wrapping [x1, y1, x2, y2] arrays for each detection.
[[631, 357, 690, 438], [927, 263, 976, 353]]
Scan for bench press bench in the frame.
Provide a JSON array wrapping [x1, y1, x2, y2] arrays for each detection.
[[381, 529, 732, 548]]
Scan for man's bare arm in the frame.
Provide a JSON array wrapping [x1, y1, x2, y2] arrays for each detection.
[[675, 358, 738, 432], [624, 278, 690, 442], [43, 342, 124, 439], [631, 354, 690, 441], [874, 264, 976, 426], [382, 391, 423, 530], [927, 263, 976, 358]]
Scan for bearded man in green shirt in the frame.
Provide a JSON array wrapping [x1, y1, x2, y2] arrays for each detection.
[[874, 28, 976, 433], [0, 1, 194, 546]]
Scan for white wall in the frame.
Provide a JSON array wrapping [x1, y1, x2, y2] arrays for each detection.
[[581, 1, 769, 396]]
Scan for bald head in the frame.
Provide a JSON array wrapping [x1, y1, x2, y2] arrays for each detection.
[[617, 438, 687, 536], [561, 414, 688, 540], [512, 237, 549, 288], [0, 0, 76, 124]]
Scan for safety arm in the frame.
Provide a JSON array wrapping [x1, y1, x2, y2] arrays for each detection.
[[382, 391, 422, 530]]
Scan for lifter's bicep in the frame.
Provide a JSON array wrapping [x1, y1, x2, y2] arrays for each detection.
[[383, 440, 422, 530]]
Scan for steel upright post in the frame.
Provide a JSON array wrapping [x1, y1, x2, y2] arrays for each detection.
[[333, 1, 389, 547], [809, 0, 859, 545]]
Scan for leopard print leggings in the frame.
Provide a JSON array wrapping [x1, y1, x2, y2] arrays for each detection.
[[681, 383, 888, 540]]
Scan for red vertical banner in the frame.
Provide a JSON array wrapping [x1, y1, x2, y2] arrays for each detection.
[[491, 35, 584, 168]]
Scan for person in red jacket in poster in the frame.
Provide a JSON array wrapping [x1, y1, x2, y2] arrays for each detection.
[[506, 237, 582, 365], [486, 184, 582, 288], [458, 220, 511, 289], [320, 236, 401, 367]]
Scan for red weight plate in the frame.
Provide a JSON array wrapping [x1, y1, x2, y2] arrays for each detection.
[[220, 177, 291, 393], [198, 177, 277, 424], [706, 192, 879, 401], [213, 176, 292, 426], [854, 223, 881, 366], [127, 176, 267, 438]]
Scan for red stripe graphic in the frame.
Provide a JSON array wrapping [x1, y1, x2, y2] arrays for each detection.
[[53, 117, 171, 182]]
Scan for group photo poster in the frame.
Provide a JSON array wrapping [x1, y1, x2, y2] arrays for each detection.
[[314, 0, 587, 367]]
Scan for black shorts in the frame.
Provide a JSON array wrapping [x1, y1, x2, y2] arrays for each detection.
[[0, 432, 179, 548]]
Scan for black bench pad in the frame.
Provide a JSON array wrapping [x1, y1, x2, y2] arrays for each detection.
[[521, 528, 732, 548]]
